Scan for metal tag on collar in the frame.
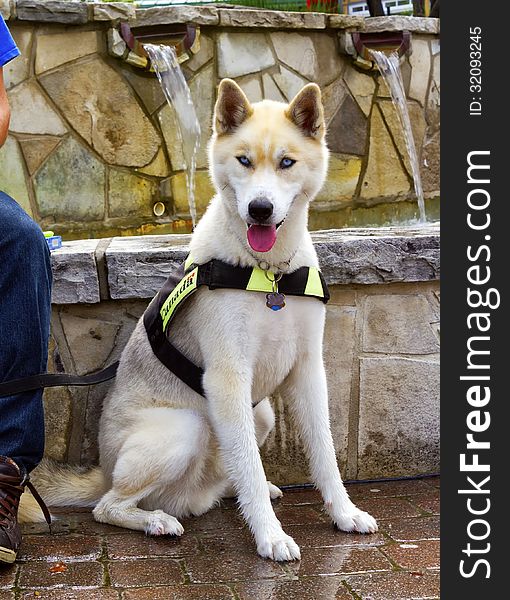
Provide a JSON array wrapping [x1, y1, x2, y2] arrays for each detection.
[[265, 271, 285, 311]]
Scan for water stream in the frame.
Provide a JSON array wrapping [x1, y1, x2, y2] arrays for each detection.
[[145, 43, 201, 229], [369, 49, 426, 223]]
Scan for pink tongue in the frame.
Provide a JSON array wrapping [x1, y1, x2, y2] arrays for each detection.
[[247, 224, 277, 252]]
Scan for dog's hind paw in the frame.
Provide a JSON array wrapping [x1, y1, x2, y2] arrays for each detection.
[[267, 481, 283, 500], [256, 530, 301, 562], [145, 510, 184, 537], [332, 505, 378, 534]]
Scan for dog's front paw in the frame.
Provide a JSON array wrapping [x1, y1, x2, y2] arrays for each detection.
[[145, 510, 184, 536], [256, 530, 301, 561], [267, 481, 283, 500], [331, 504, 378, 534]]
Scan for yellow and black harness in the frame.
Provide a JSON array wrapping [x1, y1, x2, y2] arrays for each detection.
[[143, 257, 330, 397], [0, 257, 329, 400]]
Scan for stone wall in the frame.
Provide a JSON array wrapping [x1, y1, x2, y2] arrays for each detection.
[[1, 2, 440, 238], [45, 226, 440, 483]]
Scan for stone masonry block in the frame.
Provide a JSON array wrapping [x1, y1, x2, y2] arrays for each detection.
[[358, 357, 439, 478], [16, 1, 88, 24], [362, 294, 439, 354], [105, 235, 190, 300], [217, 32, 274, 79], [51, 240, 101, 304]]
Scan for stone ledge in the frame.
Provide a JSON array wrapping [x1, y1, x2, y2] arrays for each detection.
[[92, 2, 135, 22], [51, 239, 101, 305], [218, 7, 327, 30], [15, 0, 89, 24], [106, 234, 190, 300], [312, 225, 440, 285], [50, 224, 440, 304], [133, 5, 220, 27], [328, 13, 365, 29], [5, 1, 439, 34], [364, 16, 440, 34]]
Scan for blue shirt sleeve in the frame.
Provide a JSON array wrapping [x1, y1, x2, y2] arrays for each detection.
[[0, 16, 19, 68]]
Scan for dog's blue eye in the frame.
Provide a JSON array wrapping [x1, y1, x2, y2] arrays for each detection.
[[237, 156, 251, 167], [280, 157, 296, 169]]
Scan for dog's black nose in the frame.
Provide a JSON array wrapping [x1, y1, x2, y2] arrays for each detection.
[[248, 198, 273, 222]]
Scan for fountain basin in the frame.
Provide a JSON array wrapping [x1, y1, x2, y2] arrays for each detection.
[[47, 225, 439, 482], [2, 2, 440, 238]]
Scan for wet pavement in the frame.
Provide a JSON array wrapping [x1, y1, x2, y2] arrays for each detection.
[[1, 477, 440, 599]]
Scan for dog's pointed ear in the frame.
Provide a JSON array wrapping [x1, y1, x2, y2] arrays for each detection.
[[214, 79, 253, 136], [286, 83, 325, 140]]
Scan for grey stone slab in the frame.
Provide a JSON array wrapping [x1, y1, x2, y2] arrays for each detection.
[[362, 294, 439, 355], [133, 5, 219, 27], [185, 33, 214, 73], [328, 14, 365, 29], [92, 2, 135, 22], [343, 65, 376, 117], [120, 66, 166, 115], [271, 31, 342, 88], [312, 228, 440, 285], [273, 66, 307, 102], [358, 357, 439, 478], [59, 313, 121, 376], [217, 32, 274, 79], [20, 136, 63, 176], [8, 81, 67, 135], [35, 30, 100, 75], [16, 0, 89, 24], [40, 57, 161, 168], [327, 94, 368, 156], [35, 136, 106, 222], [106, 235, 191, 300], [51, 239, 101, 304], [360, 104, 410, 200], [364, 16, 440, 34], [108, 168, 159, 219], [219, 8, 326, 30], [409, 38, 431, 105], [323, 305, 356, 467]]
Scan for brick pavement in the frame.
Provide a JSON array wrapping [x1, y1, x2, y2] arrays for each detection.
[[0, 477, 440, 599]]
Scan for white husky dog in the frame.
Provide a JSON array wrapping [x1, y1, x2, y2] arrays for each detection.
[[21, 79, 377, 561]]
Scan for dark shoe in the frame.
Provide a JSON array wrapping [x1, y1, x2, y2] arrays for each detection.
[[0, 457, 24, 564]]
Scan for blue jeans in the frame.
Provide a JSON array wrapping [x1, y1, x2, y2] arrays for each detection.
[[0, 192, 52, 474]]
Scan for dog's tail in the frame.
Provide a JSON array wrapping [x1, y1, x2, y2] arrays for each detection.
[[18, 459, 108, 523]]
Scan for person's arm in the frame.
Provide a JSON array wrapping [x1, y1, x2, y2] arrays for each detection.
[[0, 66, 10, 147]]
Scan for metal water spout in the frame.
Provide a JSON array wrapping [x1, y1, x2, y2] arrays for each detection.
[[107, 22, 201, 70], [339, 29, 410, 70]]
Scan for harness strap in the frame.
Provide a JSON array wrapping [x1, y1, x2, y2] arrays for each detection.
[[0, 362, 119, 398], [143, 258, 330, 400], [146, 326, 205, 397], [0, 258, 330, 402], [191, 259, 330, 302]]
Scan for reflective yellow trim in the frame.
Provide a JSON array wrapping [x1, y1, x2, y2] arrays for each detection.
[[246, 268, 273, 293], [160, 267, 199, 331], [304, 268, 324, 298], [184, 254, 194, 271]]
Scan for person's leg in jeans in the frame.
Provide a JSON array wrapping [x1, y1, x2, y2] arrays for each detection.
[[0, 191, 52, 562]]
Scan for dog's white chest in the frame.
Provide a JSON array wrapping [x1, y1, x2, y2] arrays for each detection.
[[190, 287, 326, 402]]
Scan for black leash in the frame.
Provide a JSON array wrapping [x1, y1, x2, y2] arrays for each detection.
[[0, 361, 119, 398]]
